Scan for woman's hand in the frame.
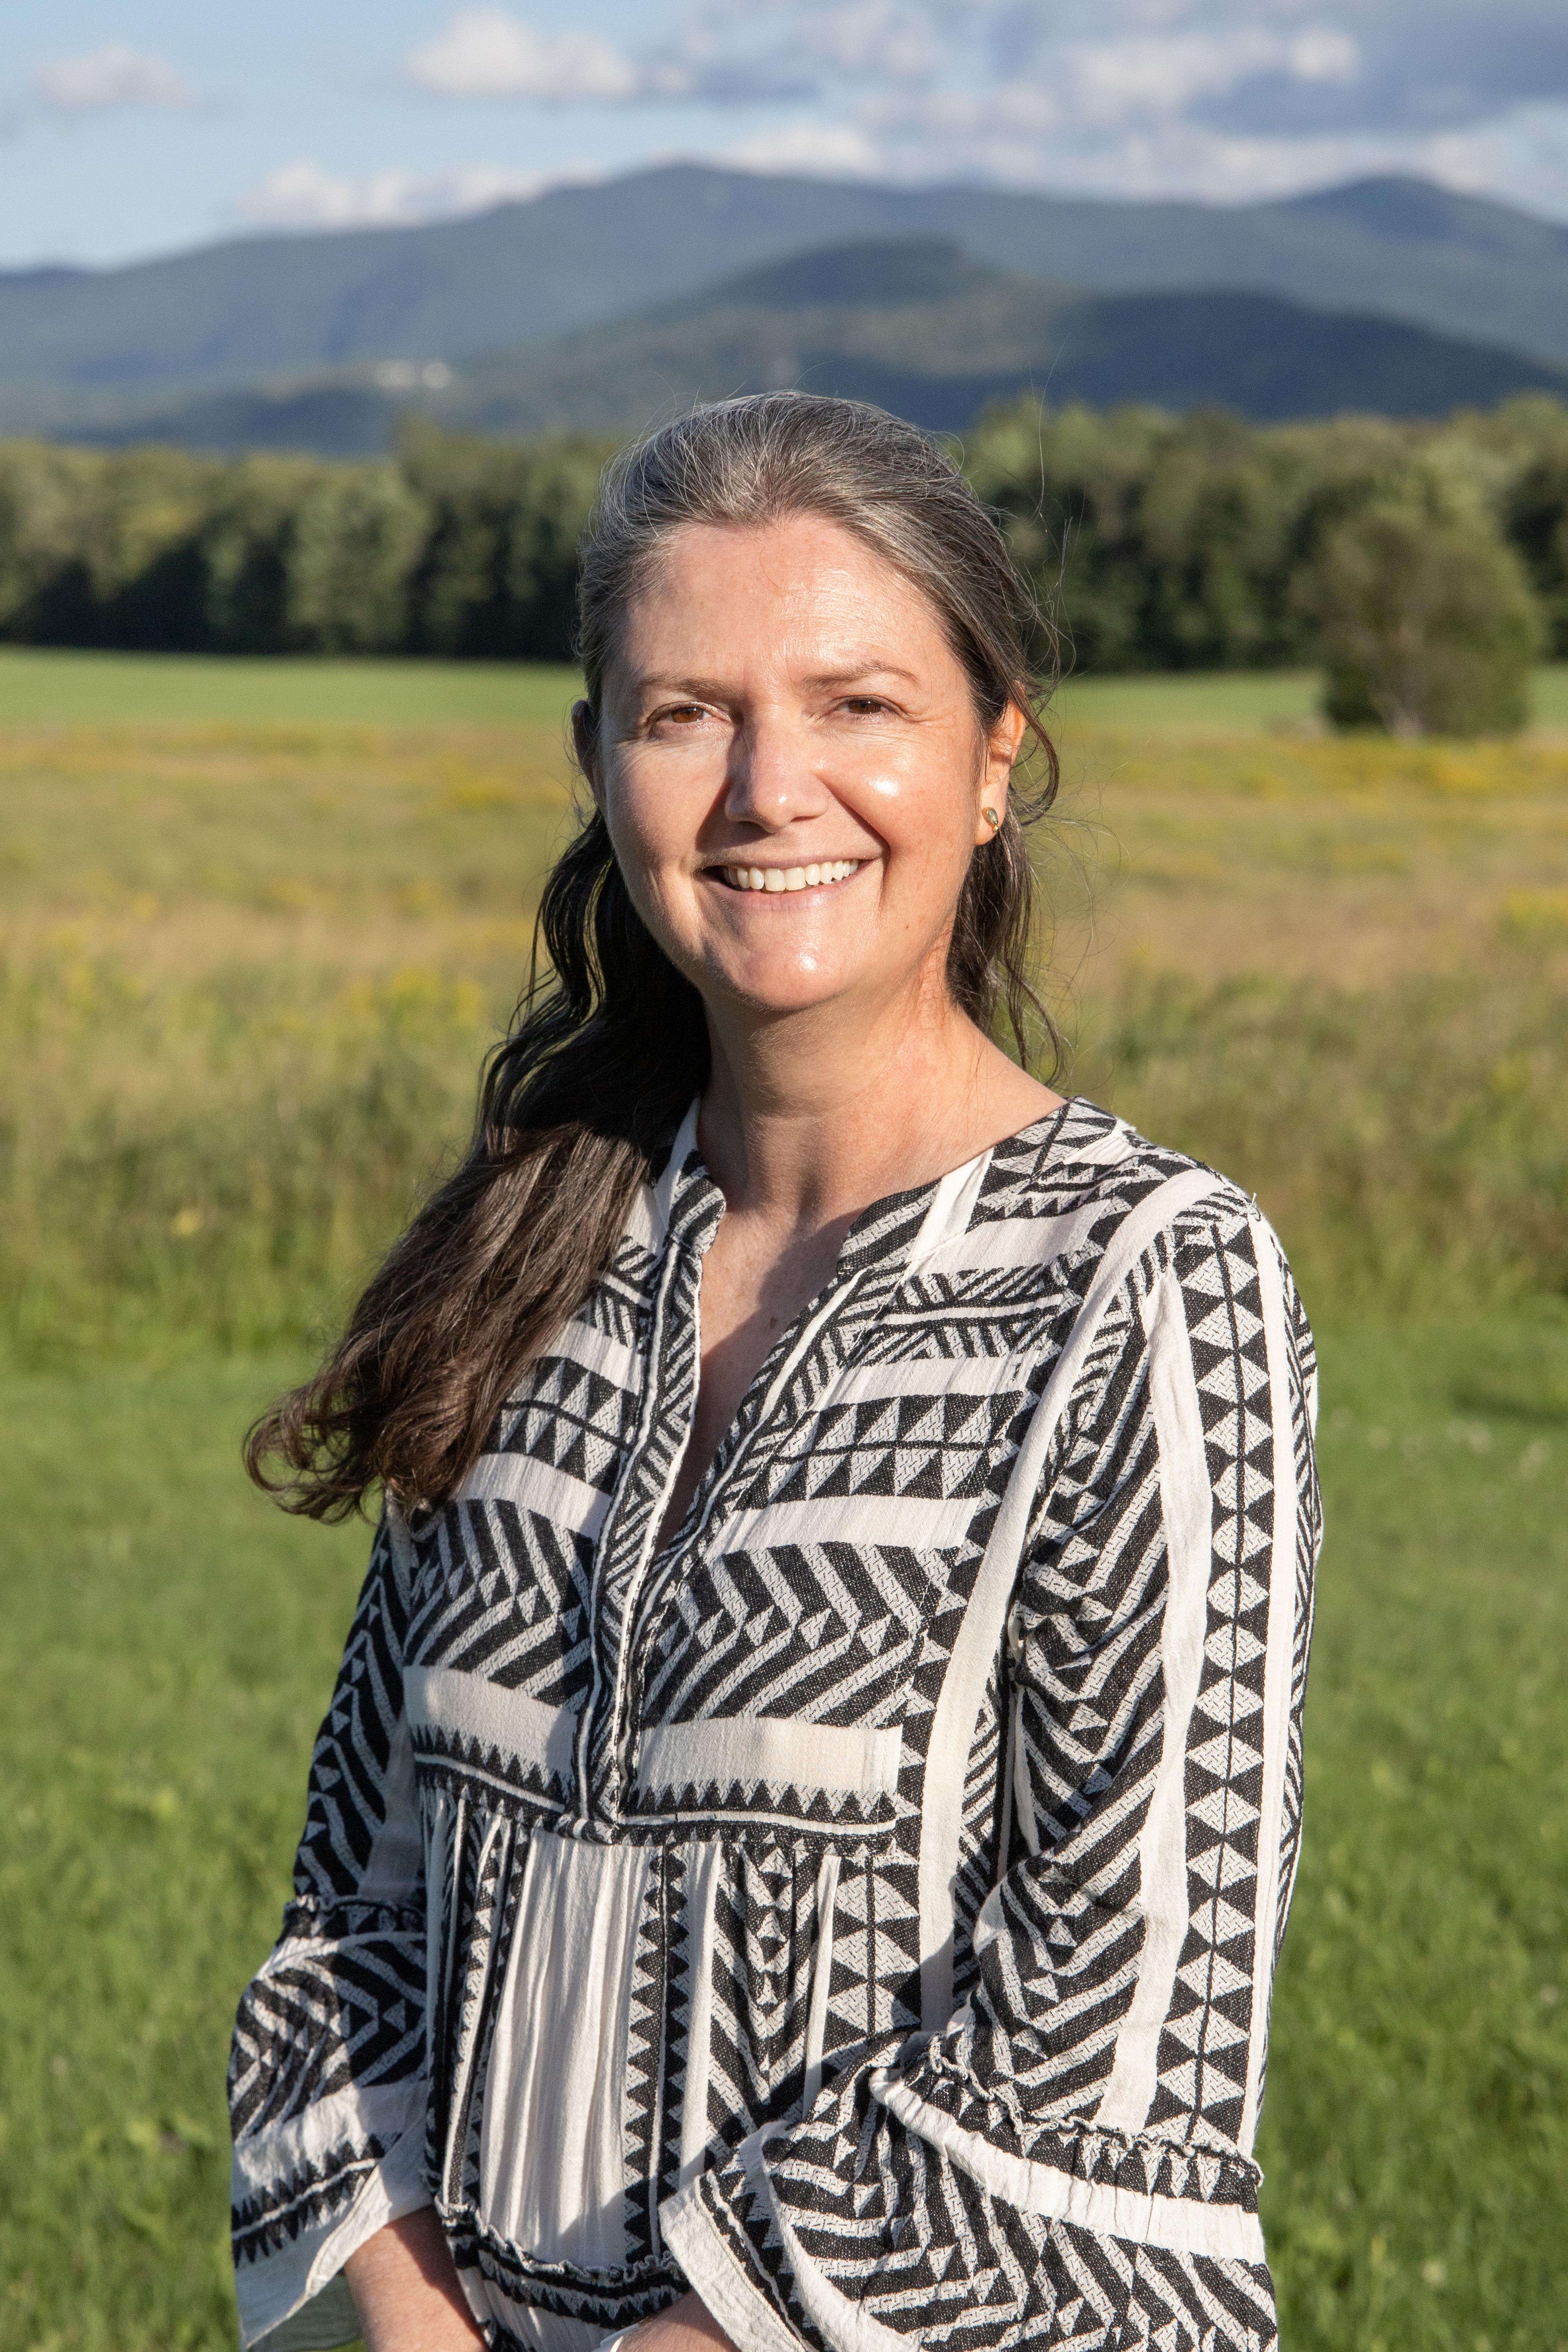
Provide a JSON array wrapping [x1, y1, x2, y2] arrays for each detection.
[[343, 2208, 487, 2351], [619, 2290, 736, 2352]]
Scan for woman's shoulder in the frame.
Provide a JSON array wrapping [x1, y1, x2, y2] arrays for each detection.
[[979, 1095, 1315, 1381], [979, 1094, 1257, 1243]]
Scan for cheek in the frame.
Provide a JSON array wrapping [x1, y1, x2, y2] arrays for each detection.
[[602, 765, 691, 882], [847, 741, 979, 877], [599, 775, 710, 962]]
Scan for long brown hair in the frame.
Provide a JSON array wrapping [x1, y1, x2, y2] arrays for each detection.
[[247, 392, 1061, 1520]]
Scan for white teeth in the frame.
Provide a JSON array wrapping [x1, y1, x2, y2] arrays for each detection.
[[722, 859, 862, 891]]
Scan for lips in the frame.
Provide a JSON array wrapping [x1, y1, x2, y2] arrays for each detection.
[[716, 859, 864, 893]]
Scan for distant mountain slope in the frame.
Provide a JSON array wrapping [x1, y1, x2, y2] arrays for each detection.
[[2, 165, 1567, 436], [77, 237, 1568, 455]]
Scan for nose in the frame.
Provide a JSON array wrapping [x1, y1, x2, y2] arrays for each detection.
[[723, 710, 832, 833]]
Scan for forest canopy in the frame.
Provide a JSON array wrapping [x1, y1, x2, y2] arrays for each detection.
[[3, 397, 1566, 693]]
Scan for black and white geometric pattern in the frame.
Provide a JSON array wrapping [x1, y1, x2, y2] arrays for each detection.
[[230, 1099, 1320, 2352]]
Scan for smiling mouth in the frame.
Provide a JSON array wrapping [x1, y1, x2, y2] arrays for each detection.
[[715, 859, 864, 893]]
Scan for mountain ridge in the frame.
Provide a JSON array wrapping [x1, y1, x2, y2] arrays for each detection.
[[2, 165, 1567, 438], [67, 234, 1568, 456]]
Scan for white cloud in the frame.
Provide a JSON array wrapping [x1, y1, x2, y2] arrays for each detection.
[[229, 1, 1568, 232], [404, 9, 639, 101], [402, 6, 821, 108], [1289, 30, 1361, 85], [1422, 101, 1568, 221], [1062, 31, 1296, 125], [29, 43, 206, 116], [604, 0, 1564, 216], [232, 157, 589, 231], [722, 121, 882, 177], [30, 45, 205, 118]]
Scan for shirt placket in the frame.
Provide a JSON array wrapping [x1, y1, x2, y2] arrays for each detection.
[[570, 1178, 722, 1829]]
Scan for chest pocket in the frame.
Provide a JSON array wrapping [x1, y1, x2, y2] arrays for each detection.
[[624, 1531, 944, 1842]]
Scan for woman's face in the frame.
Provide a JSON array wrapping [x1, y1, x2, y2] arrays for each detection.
[[582, 514, 1023, 1028]]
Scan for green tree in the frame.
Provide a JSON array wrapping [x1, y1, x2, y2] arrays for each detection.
[[282, 463, 432, 652], [3, 395, 1567, 671], [0, 440, 97, 640], [1312, 498, 1543, 736], [400, 421, 611, 660], [1494, 401, 1568, 657], [200, 456, 325, 653]]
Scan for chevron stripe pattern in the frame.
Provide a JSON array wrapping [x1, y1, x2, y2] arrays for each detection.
[[230, 1099, 1319, 2352]]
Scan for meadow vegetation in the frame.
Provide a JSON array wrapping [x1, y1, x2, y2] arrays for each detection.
[[0, 651, 1564, 2350], [4, 656, 1566, 1367]]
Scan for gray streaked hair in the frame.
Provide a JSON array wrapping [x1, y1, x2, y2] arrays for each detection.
[[576, 391, 1060, 1057], [247, 394, 1062, 1523]]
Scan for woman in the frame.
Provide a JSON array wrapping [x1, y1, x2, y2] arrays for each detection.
[[232, 393, 1320, 2352]]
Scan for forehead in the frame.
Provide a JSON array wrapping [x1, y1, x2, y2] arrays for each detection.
[[616, 514, 955, 673]]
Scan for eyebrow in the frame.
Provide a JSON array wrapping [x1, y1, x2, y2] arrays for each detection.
[[627, 662, 922, 699]]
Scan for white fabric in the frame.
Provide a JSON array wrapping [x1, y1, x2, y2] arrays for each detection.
[[802, 1849, 841, 2112], [479, 1829, 653, 2267], [405, 1666, 577, 1782], [1239, 1210, 1304, 2152], [250, 2274, 360, 2352], [660, 2168, 812, 2352], [234, 2102, 430, 2347], [635, 1714, 902, 1801], [676, 1840, 724, 2192], [459, 1451, 615, 1539], [1094, 1262, 1221, 2132]]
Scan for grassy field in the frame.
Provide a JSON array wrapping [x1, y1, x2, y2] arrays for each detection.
[[4, 648, 1567, 735], [0, 1328, 1564, 2352], [1, 650, 1566, 2352]]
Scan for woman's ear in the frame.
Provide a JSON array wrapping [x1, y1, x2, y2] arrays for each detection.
[[571, 700, 603, 808], [975, 701, 1028, 842]]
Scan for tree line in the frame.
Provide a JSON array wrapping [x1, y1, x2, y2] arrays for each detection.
[[0, 422, 608, 666], [3, 398, 1565, 728]]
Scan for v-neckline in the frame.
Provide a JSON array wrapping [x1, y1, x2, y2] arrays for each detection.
[[644, 1093, 1082, 1564]]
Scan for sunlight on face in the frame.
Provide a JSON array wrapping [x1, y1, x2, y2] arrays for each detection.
[[587, 514, 1021, 1027]]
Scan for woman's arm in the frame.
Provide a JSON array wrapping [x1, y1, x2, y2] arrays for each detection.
[[230, 1505, 434, 2345], [345, 2212, 487, 2352], [343, 2221, 737, 2352], [661, 1200, 1322, 2352], [610, 2291, 735, 2352]]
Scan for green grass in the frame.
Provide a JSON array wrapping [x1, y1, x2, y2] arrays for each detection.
[[1055, 662, 1568, 733], [1262, 1318, 1568, 2352], [0, 648, 581, 729], [0, 1357, 368, 2352], [0, 1325, 1563, 2351], [4, 647, 1566, 735], [1054, 667, 1321, 733]]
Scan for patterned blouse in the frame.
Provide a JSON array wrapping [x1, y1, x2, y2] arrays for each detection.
[[229, 1098, 1321, 2352]]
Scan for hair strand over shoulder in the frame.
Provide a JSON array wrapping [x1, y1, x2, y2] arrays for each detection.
[[246, 391, 1061, 1521]]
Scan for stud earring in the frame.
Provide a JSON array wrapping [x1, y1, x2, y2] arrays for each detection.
[[982, 806, 1001, 831]]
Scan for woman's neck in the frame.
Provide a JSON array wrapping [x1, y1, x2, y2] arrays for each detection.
[[697, 975, 1061, 1240]]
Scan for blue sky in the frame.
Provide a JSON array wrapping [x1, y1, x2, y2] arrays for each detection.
[[4, 0, 1567, 267]]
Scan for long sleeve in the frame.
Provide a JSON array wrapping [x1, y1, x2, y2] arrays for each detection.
[[229, 1503, 433, 2348], [662, 1199, 1321, 2352]]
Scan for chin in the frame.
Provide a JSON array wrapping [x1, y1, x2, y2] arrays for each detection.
[[705, 953, 863, 1017]]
